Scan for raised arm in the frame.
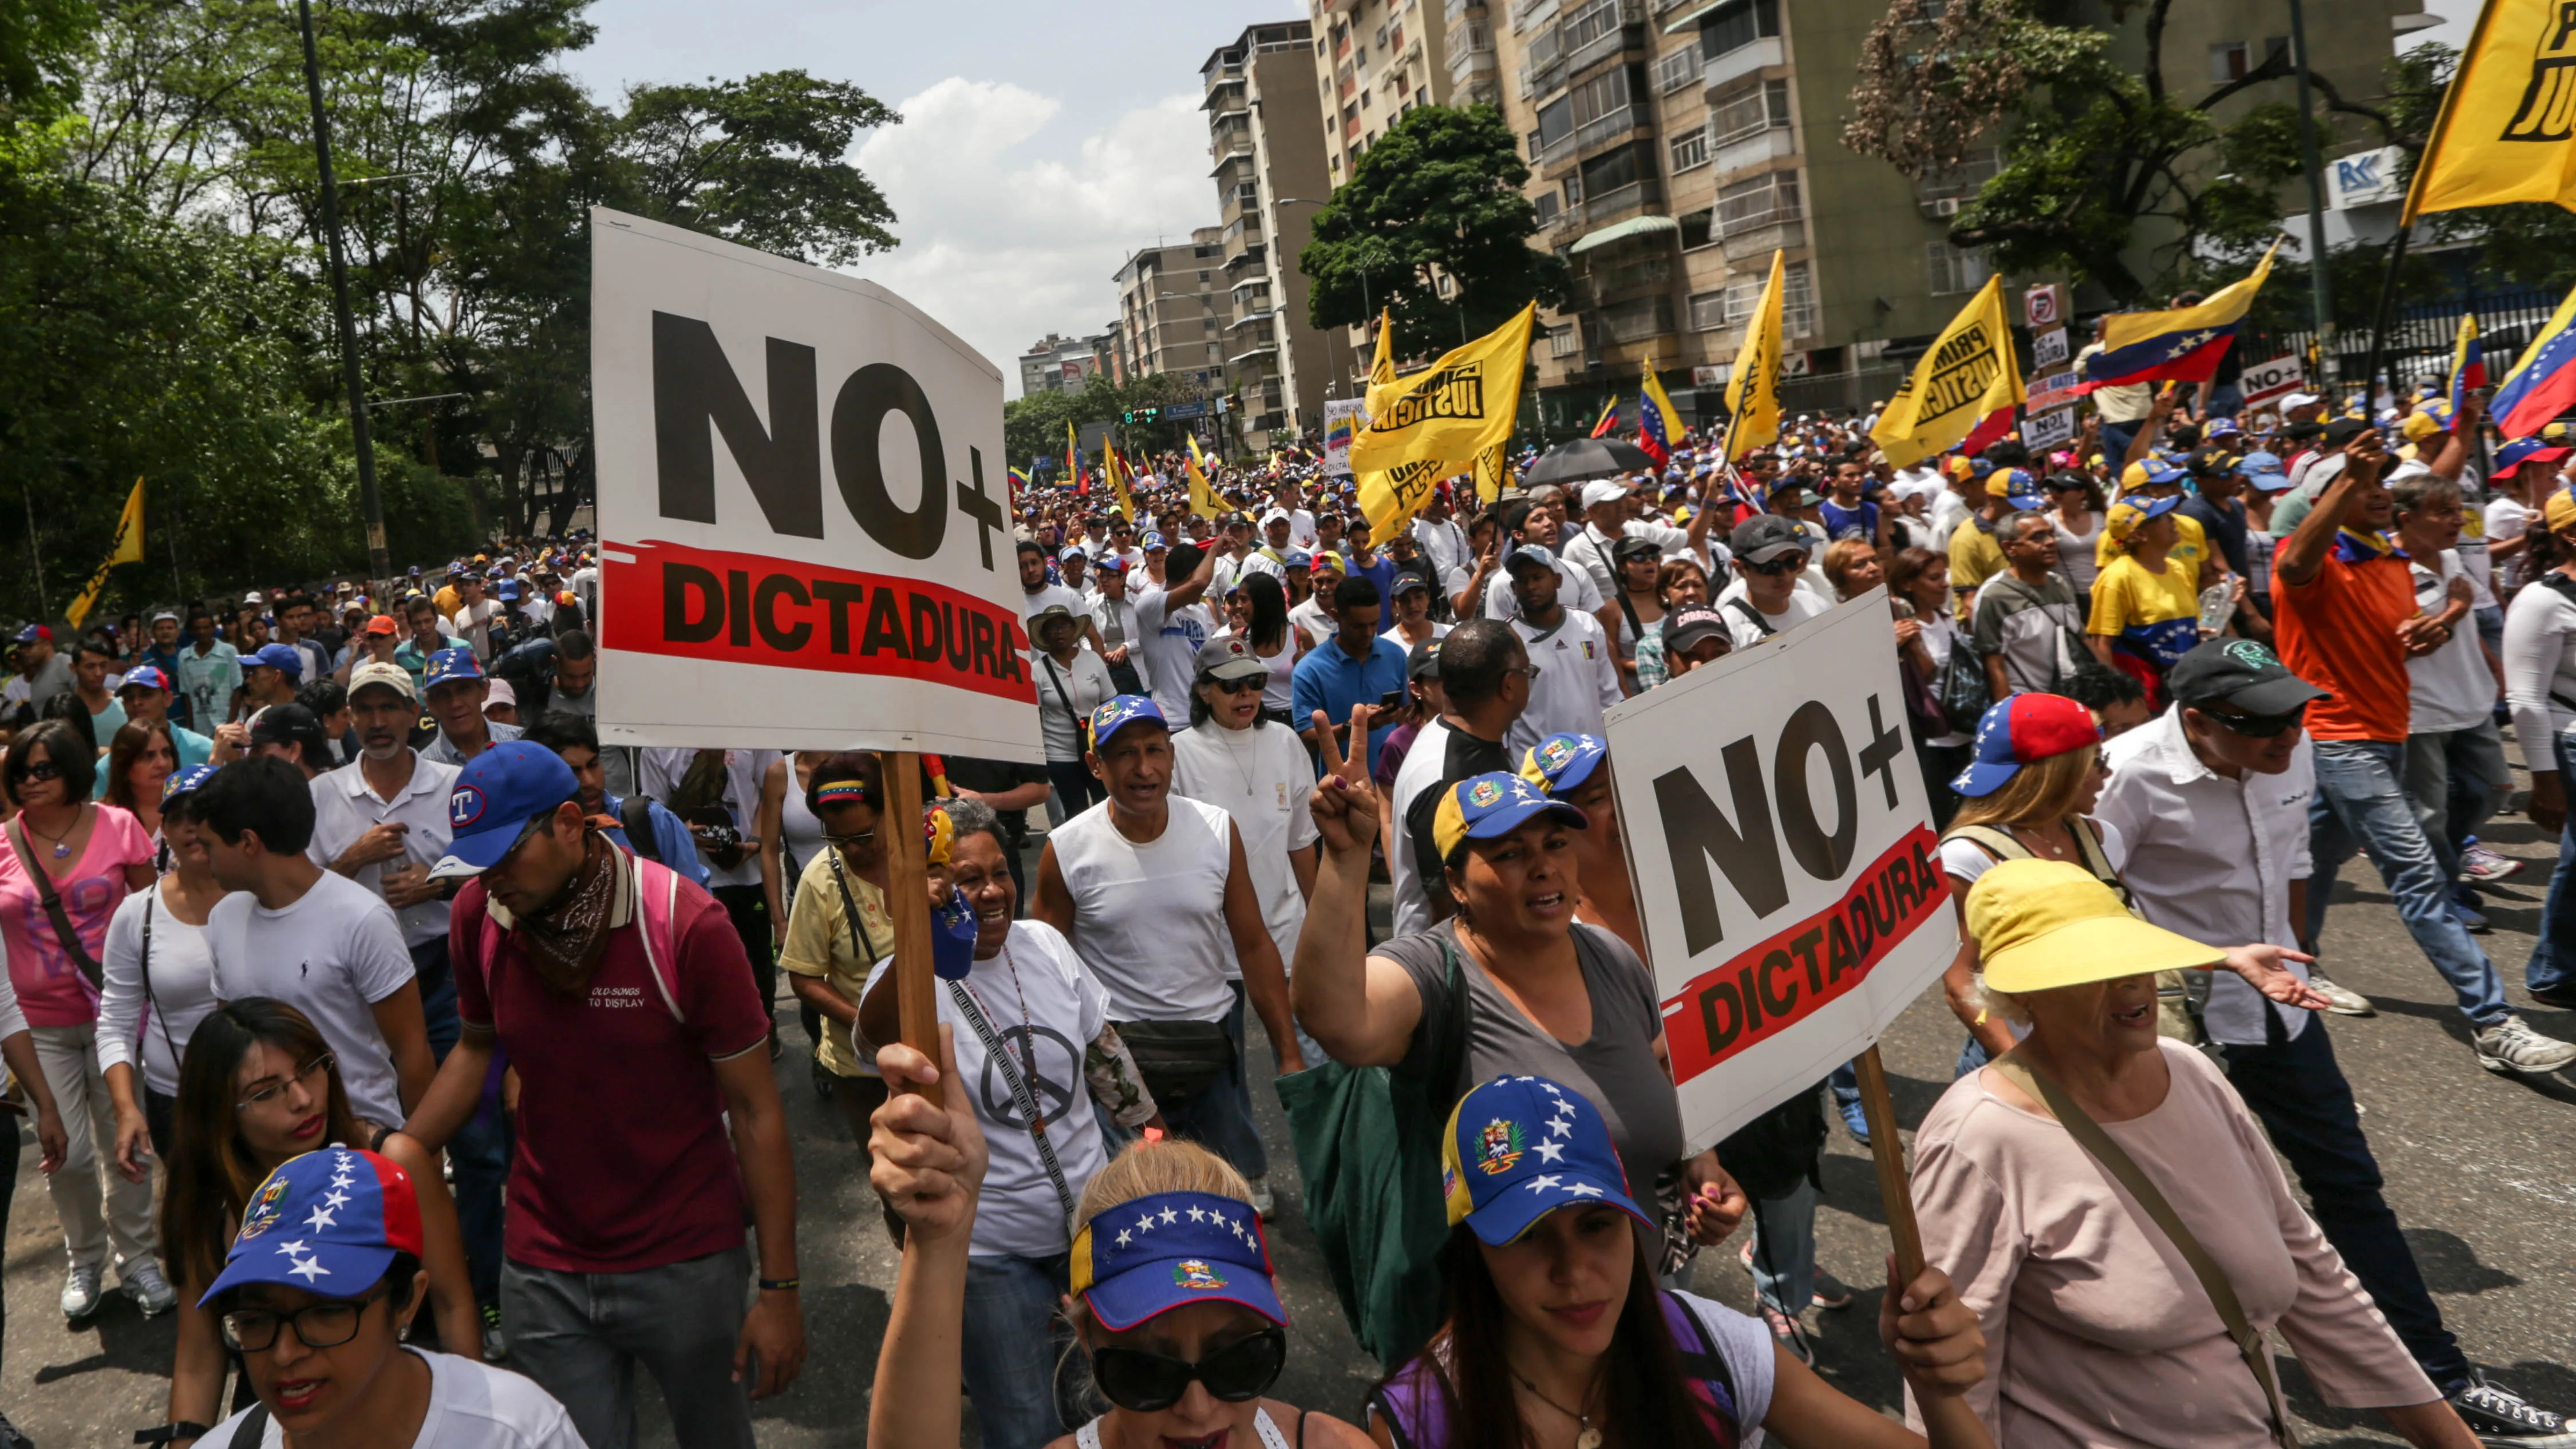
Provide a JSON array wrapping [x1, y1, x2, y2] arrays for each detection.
[[1290, 707, 1425, 1067]]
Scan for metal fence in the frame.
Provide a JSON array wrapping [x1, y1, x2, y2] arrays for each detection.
[[2261, 287, 2562, 391]]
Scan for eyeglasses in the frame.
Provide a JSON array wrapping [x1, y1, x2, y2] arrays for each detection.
[[237, 1052, 335, 1112], [824, 829, 878, 850], [222, 1287, 391, 1353], [2200, 703, 2306, 738], [20, 761, 60, 783], [1091, 1326, 1287, 1413], [1742, 552, 1806, 577], [1204, 676, 1265, 696], [1505, 663, 1544, 681]]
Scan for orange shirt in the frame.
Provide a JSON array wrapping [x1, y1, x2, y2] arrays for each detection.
[[2270, 538, 2416, 742]]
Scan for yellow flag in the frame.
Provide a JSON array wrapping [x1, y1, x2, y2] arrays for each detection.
[[1364, 309, 1398, 417], [1471, 441, 1512, 504], [67, 477, 146, 630], [1348, 303, 1535, 478], [1870, 276, 2026, 469], [1105, 443, 1136, 522], [1185, 435, 1224, 520], [1721, 253, 1785, 464], [2402, 0, 2576, 223]]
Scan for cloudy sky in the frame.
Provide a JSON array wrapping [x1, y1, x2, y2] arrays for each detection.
[[564, 0, 1293, 397]]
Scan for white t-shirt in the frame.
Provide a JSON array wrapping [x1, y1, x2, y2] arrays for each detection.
[[2409, 548, 2499, 733], [306, 753, 461, 950], [197, 1348, 583, 1448], [1482, 555, 1605, 622], [1284, 507, 1319, 550], [206, 871, 417, 1124], [98, 886, 221, 1097], [863, 921, 1109, 1258], [1048, 795, 1239, 1024], [1506, 608, 1623, 759], [1172, 722, 1321, 969], [1287, 597, 1333, 649], [449, 599, 504, 660], [1714, 586, 1831, 650], [1133, 587, 1216, 729], [1939, 816, 2128, 886]]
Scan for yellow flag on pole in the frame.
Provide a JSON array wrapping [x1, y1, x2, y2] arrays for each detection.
[[1721, 253, 1785, 464], [1870, 276, 2026, 469], [2401, 0, 2576, 224], [1348, 302, 1535, 478], [1105, 442, 1136, 522], [1185, 435, 1225, 520], [1471, 442, 1512, 504], [67, 477, 146, 630]]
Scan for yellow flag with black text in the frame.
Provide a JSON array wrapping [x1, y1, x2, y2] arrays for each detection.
[[1472, 442, 1512, 504], [2403, 0, 2576, 222], [1348, 303, 1535, 479], [1721, 253, 1784, 464], [67, 477, 145, 630], [1870, 276, 2025, 469], [1104, 443, 1136, 522], [1186, 435, 1225, 520]]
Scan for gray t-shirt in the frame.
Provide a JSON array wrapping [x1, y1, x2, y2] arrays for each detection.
[[1375, 919, 1685, 1183]]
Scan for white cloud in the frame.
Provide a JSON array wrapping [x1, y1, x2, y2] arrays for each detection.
[[845, 77, 1217, 398]]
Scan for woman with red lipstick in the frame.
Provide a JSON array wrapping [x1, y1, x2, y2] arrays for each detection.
[[156, 1000, 480, 1446], [1372, 1074, 1998, 1449], [1915, 862, 2479, 1449]]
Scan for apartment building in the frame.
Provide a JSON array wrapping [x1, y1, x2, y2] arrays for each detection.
[[1310, 0, 1455, 185], [1480, 0, 2420, 429], [1114, 228, 1232, 392], [1204, 22, 1336, 451], [1018, 332, 1105, 397]]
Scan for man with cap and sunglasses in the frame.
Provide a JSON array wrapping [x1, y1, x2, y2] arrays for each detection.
[[1721, 515, 1832, 649], [1499, 545, 1622, 759], [187, 1147, 583, 1448], [404, 742, 804, 1449], [418, 649, 523, 768], [2095, 639, 2576, 1442]]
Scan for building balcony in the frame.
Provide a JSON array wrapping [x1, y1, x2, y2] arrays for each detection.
[[1719, 217, 1801, 262], [1702, 34, 1782, 89], [1537, 102, 1649, 172], [1578, 177, 1662, 230], [1201, 75, 1246, 109], [1712, 124, 1795, 176], [1222, 244, 1270, 274]]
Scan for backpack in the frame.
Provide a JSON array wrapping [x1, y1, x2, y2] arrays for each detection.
[[458, 855, 692, 1025]]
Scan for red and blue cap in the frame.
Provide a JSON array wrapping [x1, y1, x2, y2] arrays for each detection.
[[428, 741, 580, 879], [422, 647, 484, 690], [1441, 1075, 1653, 1246], [1952, 692, 2100, 798], [1070, 1190, 1284, 1332], [117, 664, 172, 694], [200, 1146, 425, 1306]]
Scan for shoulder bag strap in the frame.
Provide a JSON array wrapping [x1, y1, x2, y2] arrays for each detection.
[[1432, 937, 1475, 1108], [1722, 597, 1776, 637], [946, 979, 1080, 1245], [8, 818, 104, 988], [825, 848, 884, 967], [1615, 589, 1643, 647], [2065, 817, 2138, 910], [144, 890, 181, 1073], [1038, 653, 1088, 737], [1987, 1055, 2298, 1447], [1938, 824, 2025, 863]]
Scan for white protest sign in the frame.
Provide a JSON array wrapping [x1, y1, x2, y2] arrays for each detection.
[[589, 207, 1041, 761], [2241, 354, 2306, 406], [2026, 369, 2085, 413], [1322, 398, 1368, 477], [2022, 405, 2079, 450], [2031, 325, 2070, 370], [1606, 592, 1958, 1152]]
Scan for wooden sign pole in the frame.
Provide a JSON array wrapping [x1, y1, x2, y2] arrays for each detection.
[[1854, 1044, 1923, 1282], [881, 749, 942, 1107]]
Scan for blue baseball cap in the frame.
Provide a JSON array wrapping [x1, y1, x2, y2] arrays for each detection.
[[1058, 544, 1088, 562], [2235, 450, 2292, 491], [163, 763, 219, 806], [1441, 1075, 1653, 1246], [1070, 1190, 1284, 1332], [496, 580, 520, 602], [1086, 694, 1167, 753], [1284, 550, 1314, 570], [427, 741, 580, 879], [12, 624, 48, 645], [1504, 543, 1559, 575], [1519, 733, 1607, 796], [1430, 772, 1586, 864], [247, 643, 303, 678], [200, 1146, 425, 1307], [422, 647, 484, 691], [117, 664, 172, 694], [1141, 531, 1168, 549]]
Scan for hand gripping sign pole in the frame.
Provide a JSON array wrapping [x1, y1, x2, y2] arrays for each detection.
[[1605, 590, 1957, 1280]]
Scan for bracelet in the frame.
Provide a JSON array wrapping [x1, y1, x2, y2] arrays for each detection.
[[757, 1277, 800, 1292], [136, 1424, 211, 1444]]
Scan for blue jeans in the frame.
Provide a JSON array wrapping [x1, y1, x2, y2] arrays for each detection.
[[501, 1245, 754, 1449], [2305, 740, 2508, 1026], [416, 938, 508, 1309], [962, 1251, 1074, 1449], [2222, 1019, 2470, 1392], [2526, 733, 2576, 996], [1745, 1177, 1818, 1318], [1954, 1035, 1992, 1079], [2403, 721, 2508, 906]]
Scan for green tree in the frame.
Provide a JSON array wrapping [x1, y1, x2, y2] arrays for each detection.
[[1297, 104, 1571, 363]]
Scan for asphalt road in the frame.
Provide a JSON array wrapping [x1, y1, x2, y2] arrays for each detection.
[[8, 776, 2576, 1447]]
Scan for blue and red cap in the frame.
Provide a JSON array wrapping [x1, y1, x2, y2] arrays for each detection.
[[1441, 1075, 1653, 1246], [1087, 694, 1167, 753], [247, 643, 304, 679], [428, 741, 580, 879], [1071, 1190, 1284, 1332], [1520, 733, 1607, 796], [1953, 692, 2101, 798], [117, 664, 172, 695], [422, 647, 483, 690], [200, 1146, 425, 1306], [2495, 431, 2572, 479]]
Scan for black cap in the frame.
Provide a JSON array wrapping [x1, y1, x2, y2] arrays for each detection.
[[2322, 417, 2378, 448], [247, 703, 331, 762], [1610, 534, 1661, 564], [2283, 420, 2326, 442], [1407, 638, 1443, 680], [1729, 513, 1806, 563], [1663, 604, 1732, 653], [2185, 446, 2235, 479], [1390, 570, 1432, 597], [2163, 639, 2330, 715]]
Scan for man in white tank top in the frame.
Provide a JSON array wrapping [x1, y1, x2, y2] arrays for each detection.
[[1032, 695, 1305, 1207]]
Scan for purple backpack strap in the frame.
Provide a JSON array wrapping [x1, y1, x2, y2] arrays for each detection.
[[1366, 1360, 1448, 1449], [1661, 1291, 1745, 1445]]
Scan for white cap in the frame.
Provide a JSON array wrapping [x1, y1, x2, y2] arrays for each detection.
[[483, 679, 518, 712], [1581, 480, 1627, 508], [243, 590, 264, 605], [1261, 507, 1291, 526], [2280, 391, 2322, 410], [347, 660, 416, 702]]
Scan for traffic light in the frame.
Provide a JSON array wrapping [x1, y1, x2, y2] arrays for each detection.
[[1120, 406, 1161, 425]]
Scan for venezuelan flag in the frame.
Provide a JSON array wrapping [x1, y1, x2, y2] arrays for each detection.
[[2494, 281, 2576, 438], [2449, 313, 2487, 418], [1587, 394, 1620, 438], [1638, 361, 1678, 468], [2082, 243, 2279, 390]]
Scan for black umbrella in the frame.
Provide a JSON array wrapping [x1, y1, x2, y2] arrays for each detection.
[[1520, 436, 1658, 485]]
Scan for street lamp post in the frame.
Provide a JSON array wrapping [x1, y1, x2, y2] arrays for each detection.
[[293, 0, 392, 591], [2287, 0, 2335, 382]]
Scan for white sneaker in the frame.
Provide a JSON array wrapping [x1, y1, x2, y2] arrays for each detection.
[[60, 1263, 102, 1320], [2474, 1014, 2576, 1075], [2308, 974, 2376, 1017], [122, 1259, 176, 1317], [1249, 1175, 1277, 1221]]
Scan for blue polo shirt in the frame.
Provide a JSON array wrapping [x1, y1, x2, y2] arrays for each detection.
[[1290, 633, 1408, 776]]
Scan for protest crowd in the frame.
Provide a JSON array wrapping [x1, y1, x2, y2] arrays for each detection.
[[6, 316, 2576, 1449]]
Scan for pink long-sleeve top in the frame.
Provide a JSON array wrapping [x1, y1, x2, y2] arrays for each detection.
[[1905, 1039, 2434, 1447]]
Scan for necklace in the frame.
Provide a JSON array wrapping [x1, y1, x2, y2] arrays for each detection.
[[1511, 1368, 1603, 1449], [2008, 820, 2073, 861], [22, 807, 79, 860]]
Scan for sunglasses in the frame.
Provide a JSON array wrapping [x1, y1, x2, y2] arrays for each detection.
[[1204, 675, 1264, 696], [1742, 552, 1805, 576], [1091, 1326, 1287, 1413], [2200, 703, 2306, 738], [20, 761, 60, 783]]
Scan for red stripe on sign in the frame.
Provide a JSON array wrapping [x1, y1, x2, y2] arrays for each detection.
[[1659, 827, 1950, 1085], [600, 538, 1037, 705]]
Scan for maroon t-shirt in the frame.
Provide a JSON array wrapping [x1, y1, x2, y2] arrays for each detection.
[[452, 872, 769, 1274]]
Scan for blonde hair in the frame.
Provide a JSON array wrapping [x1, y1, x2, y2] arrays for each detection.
[[1821, 538, 1879, 598], [1075, 1137, 1251, 1227], [1950, 743, 2099, 832]]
